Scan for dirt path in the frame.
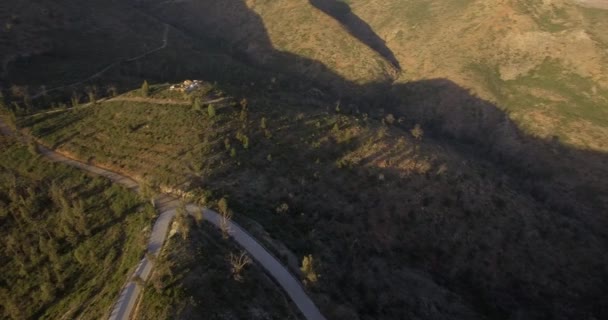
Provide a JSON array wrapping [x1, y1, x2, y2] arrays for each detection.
[[31, 24, 170, 100], [106, 96, 229, 106], [21, 96, 229, 119]]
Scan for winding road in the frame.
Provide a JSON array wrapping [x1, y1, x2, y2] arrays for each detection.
[[0, 118, 325, 320]]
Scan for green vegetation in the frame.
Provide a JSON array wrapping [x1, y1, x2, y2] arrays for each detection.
[[300, 255, 318, 286], [18, 98, 218, 187], [136, 221, 300, 319], [141, 81, 150, 98], [0, 135, 152, 319], [467, 58, 608, 146], [207, 104, 216, 119], [21, 83, 608, 319], [4, 0, 608, 318]]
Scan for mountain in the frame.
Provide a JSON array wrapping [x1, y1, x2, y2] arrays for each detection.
[[2, 0, 608, 319]]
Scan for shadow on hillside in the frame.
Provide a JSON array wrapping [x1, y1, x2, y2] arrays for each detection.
[[6, 0, 608, 319], [308, 0, 401, 70], [141, 0, 607, 199], [135, 1, 608, 319]]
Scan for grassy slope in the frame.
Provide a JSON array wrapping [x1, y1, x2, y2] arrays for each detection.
[[142, 0, 396, 85], [0, 134, 153, 319], [344, 0, 608, 150], [22, 85, 608, 319]]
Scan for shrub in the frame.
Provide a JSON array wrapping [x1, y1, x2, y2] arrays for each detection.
[[141, 80, 150, 97], [207, 104, 216, 119], [411, 124, 424, 141], [192, 98, 202, 111], [301, 255, 318, 285]]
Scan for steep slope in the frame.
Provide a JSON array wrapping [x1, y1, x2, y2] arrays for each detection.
[[139, 0, 398, 86], [344, 0, 608, 150]]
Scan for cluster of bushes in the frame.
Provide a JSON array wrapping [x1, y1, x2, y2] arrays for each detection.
[[0, 137, 152, 319], [18, 79, 608, 319]]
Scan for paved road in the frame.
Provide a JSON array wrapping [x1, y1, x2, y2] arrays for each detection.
[[0, 118, 325, 320], [108, 194, 179, 320], [187, 204, 326, 320]]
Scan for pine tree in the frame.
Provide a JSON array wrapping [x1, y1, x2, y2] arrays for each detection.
[[207, 104, 216, 119], [301, 255, 318, 285], [141, 80, 150, 97], [218, 198, 228, 216], [411, 124, 424, 141], [192, 98, 202, 111]]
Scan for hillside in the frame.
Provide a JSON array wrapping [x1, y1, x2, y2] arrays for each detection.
[[2, 0, 608, 319], [135, 220, 302, 320], [3, 0, 607, 151], [344, 0, 608, 150], [0, 132, 151, 319], [18, 82, 608, 319]]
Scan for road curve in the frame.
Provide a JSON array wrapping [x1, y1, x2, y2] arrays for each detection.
[[0, 118, 325, 320], [186, 204, 326, 320]]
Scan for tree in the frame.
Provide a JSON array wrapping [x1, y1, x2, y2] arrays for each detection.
[[241, 135, 249, 149], [141, 80, 150, 97], [239, 98, 248, 110], [9, 85, 30, 110], [108, 85, 118, 97], [301, 254, 318, 285], [228, 251, 251, 282], [236, 132, 249, 149], [139, 181, 156, 204], [239, 109, 248, 122], [218, 197, 228, 216], [0, 91, 7, 110], [218, 198, 232, 239], [207, 104, 216, 119], [411, 124, 424, 141], [133, 275, 146, 288], [175, 201, 190, 240], [224, 138, 231, 151], [193, 207, 204, 225], [85, 86, 97, 104], [192, 97, 202, 111], [70, 91, 80, 108]]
